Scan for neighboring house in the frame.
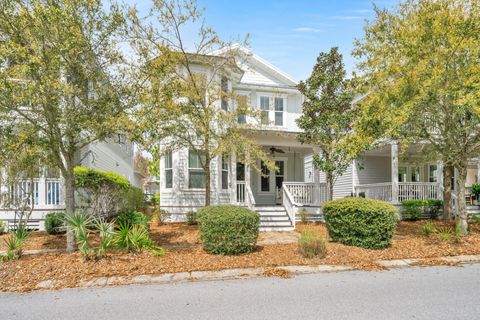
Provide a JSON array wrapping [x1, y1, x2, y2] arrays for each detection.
[[0, 137, 137, 231], [159, 46, 327, 231]]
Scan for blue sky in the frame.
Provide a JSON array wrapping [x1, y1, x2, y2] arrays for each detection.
[[130, 0, 399, 82], [196, 0, 399, 81]]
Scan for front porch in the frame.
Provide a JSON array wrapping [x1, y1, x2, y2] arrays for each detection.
[[354, 143, 480, 206]]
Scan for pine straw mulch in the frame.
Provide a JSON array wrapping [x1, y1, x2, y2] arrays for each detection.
[[1, 221, 480, 292]]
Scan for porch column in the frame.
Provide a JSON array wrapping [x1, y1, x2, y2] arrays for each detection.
[[437, 160, 443, 199], [245, 151, 251, 205], [391, 142, 399, 204], [477, 158, 480, 183], [230, 151, 237, 204], [38, 170, 47, 206], [313, 147, 321, 205]]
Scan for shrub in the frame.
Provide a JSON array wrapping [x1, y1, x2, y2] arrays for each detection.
[[298, 208, 308, 224], [116, 210, 151, 228], [323, 197, 398, 250], [122, 187, 146, 212], [419, 221, 437, 236], [197, 205, 259, 255], [436, 226, 452, 241], [45, 212, 65, 235], [186, 211, 197, 225], [150, 193, 160, 206], [298, 228, 327, 258], [472, 184, 480, 198], [0, 220, 4, 235], [1, 223, 29, 261], [401, 200, 443, 220], [114, 222, 164, 255], [155, 208, 170, 225]]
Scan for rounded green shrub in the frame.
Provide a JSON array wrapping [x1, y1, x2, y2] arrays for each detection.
[[45, 212, 66, 235], [197, 205, 260, 255], [323, 197, 398, 250]]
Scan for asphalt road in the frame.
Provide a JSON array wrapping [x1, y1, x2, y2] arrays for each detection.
[[1, 264, 480, 320]]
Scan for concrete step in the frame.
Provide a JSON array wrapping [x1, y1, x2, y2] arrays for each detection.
[[259, 226, 295, 232], [259, 220, 293, 227], [260, 215, 290, 222], [255, 206, 286, 212]]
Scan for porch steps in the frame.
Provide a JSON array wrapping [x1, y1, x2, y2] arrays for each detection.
[[256, 206, 294, 232], [467, 205, 480, 216]]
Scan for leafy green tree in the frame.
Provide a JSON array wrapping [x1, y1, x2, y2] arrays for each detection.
[[353, 0, 480, 234], [127, 0, 271, 206], [0, 0, 131, 250], [296, 47, 356, 200]]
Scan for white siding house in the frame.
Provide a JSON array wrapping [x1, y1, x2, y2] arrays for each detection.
[[0, 139, 138, 231]]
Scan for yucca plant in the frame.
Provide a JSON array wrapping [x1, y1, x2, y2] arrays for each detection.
[[95, 219, 116, 259], [1, 222, 29, 262], [64, 211, 96, 260], [114, 222, 164, 255]]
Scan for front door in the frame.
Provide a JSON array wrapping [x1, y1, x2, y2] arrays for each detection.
[[275, 160, 285, 204]]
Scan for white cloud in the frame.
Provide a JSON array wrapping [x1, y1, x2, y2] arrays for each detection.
[[292, 27, 323, 33]]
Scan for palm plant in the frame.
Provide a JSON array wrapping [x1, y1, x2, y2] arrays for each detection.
[[1, 222, 29, 261]]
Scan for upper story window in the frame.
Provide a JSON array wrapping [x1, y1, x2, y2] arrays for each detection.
[[188, 150, 206, 189], [260, 96, 270, 124], [221, 76, 229, 111], [236, 95, 247, 124], [165, 152, 173, 189], [274, 97, 284, 126], [258, 95, 285, 126]]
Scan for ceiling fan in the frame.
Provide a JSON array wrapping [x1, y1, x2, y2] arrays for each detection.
[[269, 146, 285, 155]]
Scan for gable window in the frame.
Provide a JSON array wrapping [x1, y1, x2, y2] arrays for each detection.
[[260, 96, 269, 124], [260, 160, 270, 192], [221, 76, 229, 111], [274, 97, 284, 126], [165, 152, 173, 188], [189, 150, 206, 188], [221, 156, 229, 190]]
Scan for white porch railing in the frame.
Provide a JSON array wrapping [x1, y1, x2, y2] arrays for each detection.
[[236, 181, 246, 204], [0, 178, 62, 208], [355, 182, 441, 202], [398, 182, 440, 201], [245, 185, 256, 210], [355, 182, 393, 202], [283, 182, 328, 206], [282, 185, 296, 227]]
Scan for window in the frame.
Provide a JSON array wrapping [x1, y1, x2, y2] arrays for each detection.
[[275, 160, 285, 189], [429, 164, 437, 182], [47, 181, 60, 205], [260, 160, 270, 192], [260, 96, 269, 124], [274, 97, 284, 126], [188, 150, 206, 188], [237, 95, 247, 124], [398, 167, 407, 182], [236, 162, 245, 181], [410, 166, 421, 182], [165, 153, 173, 188], [221, 76, 228, 111], [221, 156, 229, 190]]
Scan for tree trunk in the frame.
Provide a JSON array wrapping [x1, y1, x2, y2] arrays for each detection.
[[442, 165, 453, 220], [326, 172, 334, 201], [204, 159, 211, 207], [456, 162, 468, 235], [64, 166, 76, 252]]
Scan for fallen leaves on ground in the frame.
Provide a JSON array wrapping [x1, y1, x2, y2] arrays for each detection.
[[1, 221, 480, 292]]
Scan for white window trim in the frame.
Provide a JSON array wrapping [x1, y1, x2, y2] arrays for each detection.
[[256, 93, 287, 128], [164, 152, 173, 189], [219, 155, 229, 191], [428, 163, 438, 183], [399, 163, 424, 182], [235, 91, 250, 124], [187, 149, 207, 190]]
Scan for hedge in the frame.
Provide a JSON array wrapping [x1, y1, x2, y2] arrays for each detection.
[[45, 212, 65, 235], [197, 205, 260, 255], [401, 200, 443, 220], [74, 166, 130, 191], [323, 197, 398, 250]]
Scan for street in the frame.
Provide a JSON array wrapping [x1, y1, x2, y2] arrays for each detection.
[[1, 264, 479, 320]]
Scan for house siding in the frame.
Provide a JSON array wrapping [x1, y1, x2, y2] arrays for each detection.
[[356, 156, 391, 185]]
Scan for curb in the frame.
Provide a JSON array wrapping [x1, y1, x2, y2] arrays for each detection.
[[34, 254, 480, 290]]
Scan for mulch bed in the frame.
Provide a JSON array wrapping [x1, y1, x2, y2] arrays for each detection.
[[1, 220, 480, 292]]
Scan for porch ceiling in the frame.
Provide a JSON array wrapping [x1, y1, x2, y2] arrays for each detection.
[[245, 130, 314, 153]]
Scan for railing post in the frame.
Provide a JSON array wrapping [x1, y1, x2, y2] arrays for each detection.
[[230, 151, 237, 204], [391, 142, 399, 204]]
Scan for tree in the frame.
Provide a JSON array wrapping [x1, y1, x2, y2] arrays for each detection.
[[127, 0, 271, 206], [296, 47, 356, 200], [0, 0, 131, 250], [353, 0, 480, 234]]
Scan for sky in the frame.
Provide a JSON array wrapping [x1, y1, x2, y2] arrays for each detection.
[[129, 0, 399, 82], [193, 0, 399, 81]]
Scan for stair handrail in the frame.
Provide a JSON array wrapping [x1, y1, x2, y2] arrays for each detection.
[[282, 185, 296, 228]]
